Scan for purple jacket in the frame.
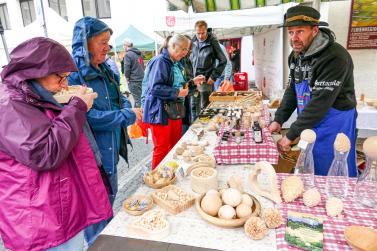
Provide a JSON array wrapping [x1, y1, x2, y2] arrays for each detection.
[[0, 37, 112, 251]]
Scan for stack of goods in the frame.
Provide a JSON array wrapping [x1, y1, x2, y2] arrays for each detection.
[[127, 209, 170, 239], [144, 161, 178, 189], [213, 104, 279, 165]]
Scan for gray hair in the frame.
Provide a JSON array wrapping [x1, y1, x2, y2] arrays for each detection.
[[168, 34, 190, 49], [123, 38, 133, 47]]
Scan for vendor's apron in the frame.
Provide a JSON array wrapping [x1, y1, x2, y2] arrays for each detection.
[[295, 80, 357, 177]]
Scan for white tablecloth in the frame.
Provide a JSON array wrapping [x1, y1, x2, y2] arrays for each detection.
[[269, 105, 377, 138], [101, 127, 277, 251]]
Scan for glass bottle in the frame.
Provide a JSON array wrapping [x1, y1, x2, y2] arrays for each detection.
[[325, 150, 349, 199], [253, 121, 263, 143], [294, 139, 315, 190], [354, 138, 377, 209]]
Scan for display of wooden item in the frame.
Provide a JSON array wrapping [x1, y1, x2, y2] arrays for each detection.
[[144, 169, 176, 189], [281, 176, 304, 203], [201, 194, 222, 216], [363, 136, 377, 158], [244, 216, 268, 240], [122, 194, 153, 216], [151, 185, 195, 215], [222, 188, 242, 207], [209, 92, 237, 102], [326, 197, 344, 217], [127, 209, 170, 239], [344, 226, 377, 251], [187, 161, 215, 175], [262, 208, 282, 229], [303, 188, 321, 208], [334, 133, 351, 152], [53, 85, 93, 103], [227, 175, 244, 193], [248, 161, 282, 204], [190, 167, 218, 194], [195, 193, 261, 228]]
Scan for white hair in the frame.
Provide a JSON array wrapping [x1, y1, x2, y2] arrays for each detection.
[[123, 38, 133, 47], [168, 34, 190, 48]]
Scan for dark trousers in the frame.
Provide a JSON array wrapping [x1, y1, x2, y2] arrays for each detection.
[[186, 91, 211, 123], [128, 81, 142, 108]]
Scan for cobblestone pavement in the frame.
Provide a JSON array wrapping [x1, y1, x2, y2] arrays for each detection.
[[0, 137, 153, 251]]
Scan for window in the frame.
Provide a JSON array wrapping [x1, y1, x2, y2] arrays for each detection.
[[0, 4, 11, 30], [49, 0, 68, 21], [82, 0, 111, 19], [20, 0, 36, 26]]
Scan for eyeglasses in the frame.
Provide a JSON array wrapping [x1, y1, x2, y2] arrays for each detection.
[[177, 44, 189, 53], [56, 74, 68, 84]]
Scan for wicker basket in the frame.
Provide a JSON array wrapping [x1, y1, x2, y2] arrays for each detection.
[[195, 193, 261, 228]]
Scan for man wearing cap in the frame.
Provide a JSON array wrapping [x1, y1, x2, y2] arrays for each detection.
[[123, 38, 145, 108], [269, 5, 357, 177]]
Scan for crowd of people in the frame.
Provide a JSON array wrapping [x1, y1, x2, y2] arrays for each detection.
[[0, 5, 357, 251]]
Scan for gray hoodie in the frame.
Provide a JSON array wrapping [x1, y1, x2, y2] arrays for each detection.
[[123, 47, 145, 82]]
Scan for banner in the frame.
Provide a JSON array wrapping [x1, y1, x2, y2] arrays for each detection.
[[347, 0, 377, 49]]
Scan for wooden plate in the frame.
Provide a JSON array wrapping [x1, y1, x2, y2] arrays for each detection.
[[143, 170, 177, 189], [122, 195, 153, 216], [195, 193, 261, 228], [344, 226, 377, 251]]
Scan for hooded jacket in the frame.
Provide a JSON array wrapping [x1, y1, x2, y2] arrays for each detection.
[[0, 37, 112, 251], [124, 47, 145, 82], [68, 17, 136, 197], [274, 28, 356, 140], [142, 48, 178, 125]]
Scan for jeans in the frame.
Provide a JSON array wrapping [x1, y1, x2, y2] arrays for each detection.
[[128, 81, 142, 108], [214, 76, 225, 91], [46, 231, 84, 251]]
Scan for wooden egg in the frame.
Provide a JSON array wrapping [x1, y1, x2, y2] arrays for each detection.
[[241, 194, 254, 207], [236, 203, 252, 218], [201, 195, 222, 217], [363, 136, 377, 158], [300, 129, 316, 143], [218, 205, 236, 220], [222, 188, 242, 207]]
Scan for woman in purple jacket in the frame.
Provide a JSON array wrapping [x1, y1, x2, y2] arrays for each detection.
[[0, 37, 112, 251]]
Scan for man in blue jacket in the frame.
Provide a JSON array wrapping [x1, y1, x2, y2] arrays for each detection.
[[68, 17, 142, 246]]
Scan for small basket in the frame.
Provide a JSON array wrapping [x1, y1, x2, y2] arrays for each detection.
[[122, 195, 153, 216], [143, 169, 177, 189], [195, 193, 261, 228]]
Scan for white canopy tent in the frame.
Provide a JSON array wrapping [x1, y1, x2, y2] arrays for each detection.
[[153, 3, 295, 39]]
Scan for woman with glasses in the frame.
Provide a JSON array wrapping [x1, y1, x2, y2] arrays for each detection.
[[0, 37, 112, 251]]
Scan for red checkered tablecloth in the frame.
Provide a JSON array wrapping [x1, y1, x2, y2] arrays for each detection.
[[276, 173, 377, 251], [214, 107, 279, 165]]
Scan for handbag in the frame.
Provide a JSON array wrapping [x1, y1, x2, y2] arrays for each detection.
[[164, 100, 186, 120]]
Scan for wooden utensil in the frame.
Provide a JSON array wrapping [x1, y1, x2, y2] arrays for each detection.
[[344, 226, 377, 251]]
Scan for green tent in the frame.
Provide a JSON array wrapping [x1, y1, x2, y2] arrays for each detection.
[[115, 25, 156, 52]]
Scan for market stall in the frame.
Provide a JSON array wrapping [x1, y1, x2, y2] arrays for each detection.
[[90, 97, 377, 251]]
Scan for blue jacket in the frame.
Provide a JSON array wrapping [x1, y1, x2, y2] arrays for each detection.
[[68, 17, 136, 194], [142, 48, 179, 125]]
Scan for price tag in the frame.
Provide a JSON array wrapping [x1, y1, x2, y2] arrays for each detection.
[[257, 172, 271, 190], [297, 140, 308, 150]]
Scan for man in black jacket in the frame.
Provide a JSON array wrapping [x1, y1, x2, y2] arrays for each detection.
[[269, 5, 357, 177], [123, 38, 145, 108], [190, 20, 227, 114]]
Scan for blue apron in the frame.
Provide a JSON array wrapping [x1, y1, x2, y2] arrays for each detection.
[[295, 80, 357, 177]]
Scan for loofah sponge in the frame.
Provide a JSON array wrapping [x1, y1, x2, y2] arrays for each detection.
[[326, 197, 343, 217], [281, 176, 304, 202], [244, 217, 269, 240], [300, 129, 317, 144], [303, 188, 321, 207], [363, 136, 377, 158], [334, 133, 351, 152], [262, 208, 282, 229]]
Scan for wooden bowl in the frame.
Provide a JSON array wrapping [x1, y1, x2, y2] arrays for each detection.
[[143, 170, 176, 189], [123, 195, 153, 216], [195, 193, 261, 228], [344, 226, 377, 251]]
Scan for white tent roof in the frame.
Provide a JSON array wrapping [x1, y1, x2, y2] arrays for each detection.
[[153, 3, 296, 39]]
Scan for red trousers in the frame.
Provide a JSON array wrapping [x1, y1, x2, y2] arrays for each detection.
[[149, 118, 182, 170]]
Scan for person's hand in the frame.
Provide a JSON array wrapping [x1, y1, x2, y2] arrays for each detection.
[[132, 108, 143, 121], [268, 121, 282, 133], [222, 79, 231, 86], [277, 136, 292, 153], [207, 78, 215, 85], [73, 86, 98, 111], [193, 75, 205, 85], [178, 88, 188, 97]]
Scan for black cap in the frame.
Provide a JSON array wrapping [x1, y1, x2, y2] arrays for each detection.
[[279, 5, 328, 28]]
